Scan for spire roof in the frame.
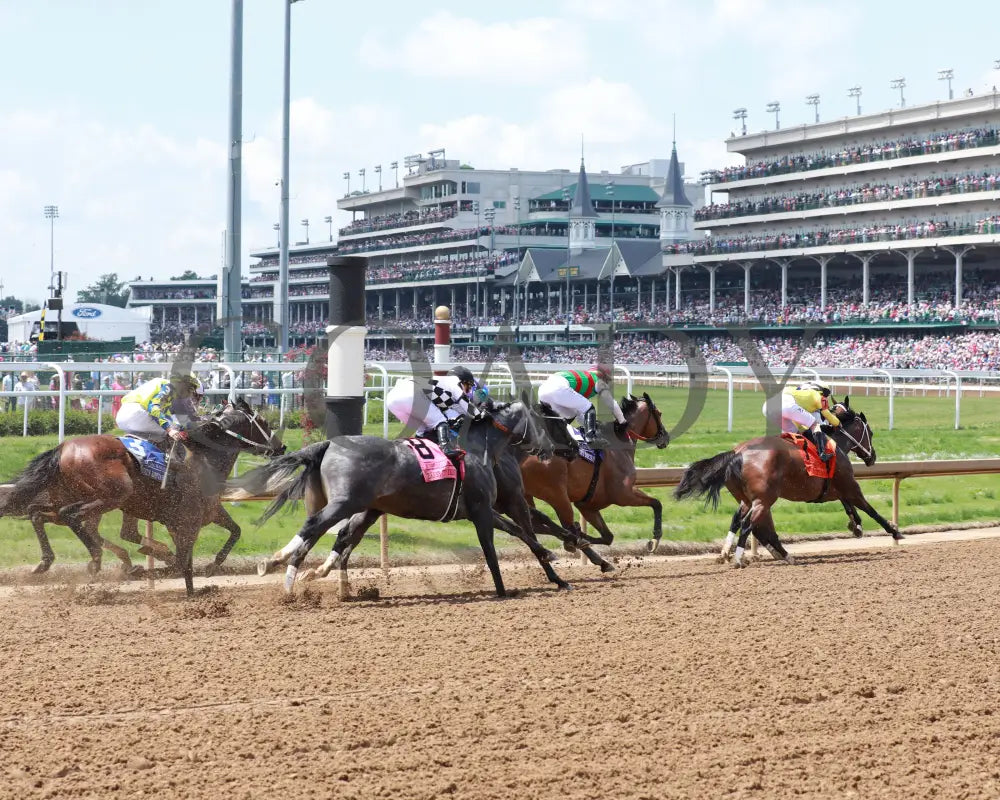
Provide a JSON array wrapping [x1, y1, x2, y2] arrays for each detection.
[[570, 158, 598, 218], [656, 143, 691, 208]]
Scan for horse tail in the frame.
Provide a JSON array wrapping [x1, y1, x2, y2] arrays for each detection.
[[0, 445, 63, 518], [226, 440, 331, 525], [673, 450, 743, 510]]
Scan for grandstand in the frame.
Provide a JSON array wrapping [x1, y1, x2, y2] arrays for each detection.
[[122, 91, 1000, 371]]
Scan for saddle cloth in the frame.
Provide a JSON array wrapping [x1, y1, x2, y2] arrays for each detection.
[[118, 435, 167, 481], [781, 432, 836, 479], [569, 426, 599, 463], [404, 438, 465, 482]]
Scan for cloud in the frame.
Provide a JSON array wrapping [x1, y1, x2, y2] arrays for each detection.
[[360, 11, 585, 82]]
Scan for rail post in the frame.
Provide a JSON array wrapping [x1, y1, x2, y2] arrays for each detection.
[[873, 368, 895, 430], [43, 362, 67, 443], [942, 370, 961, 429], [714, 366, 734, 432], [379, 514, 389, 570], [145, 520, 156, 588]]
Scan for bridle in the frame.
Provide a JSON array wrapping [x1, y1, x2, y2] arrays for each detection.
[[625, 401, 669, 447], [218, 404, 281, 456], [832, 407, 874, 463]]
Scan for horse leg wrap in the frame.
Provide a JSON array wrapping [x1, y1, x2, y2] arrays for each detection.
[[722, 531, 736, 555], [283, 565, 298, 592], [733, 545, 744, 566], [278, 535, 305, 562]]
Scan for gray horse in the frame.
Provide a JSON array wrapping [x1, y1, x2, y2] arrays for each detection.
[[236, 400, 577, 597]]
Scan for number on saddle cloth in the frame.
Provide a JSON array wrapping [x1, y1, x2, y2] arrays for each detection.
[[118, 436, 168, 481], [405, 438, 465, 483]]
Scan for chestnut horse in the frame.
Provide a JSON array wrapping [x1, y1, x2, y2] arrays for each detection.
[[674, 397, 902, 565], [520, 393, 670, 551], [0, 400, 284, 594]]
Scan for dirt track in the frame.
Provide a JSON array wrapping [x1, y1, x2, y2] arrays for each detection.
[[2, 534, 1000, 799]]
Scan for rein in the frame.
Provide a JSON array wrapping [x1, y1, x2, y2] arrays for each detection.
[[836, 420, 873, 460], [219, 406, 276, 454]]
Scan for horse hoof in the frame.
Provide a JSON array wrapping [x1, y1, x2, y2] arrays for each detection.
[[32, 562, 53, 575], [127, 565, 145, 578], [730, 559, 745, 569], [257, 559, 272, 577], [784, 554, 797, 566], [299, 568, 318, 583], [204, 562, 219, 579], [562, 541, 577, 554], [646, 539, 660, 553], [715, 554, 728, 564], [87, 560, 101, 575], [557, 582, 573, 591], [542, 549, 557, 563], [600, 562, 615, 574]]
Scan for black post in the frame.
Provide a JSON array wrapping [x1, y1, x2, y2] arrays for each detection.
[[325, 255, 367, 438]]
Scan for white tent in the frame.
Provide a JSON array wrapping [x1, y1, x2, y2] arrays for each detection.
[[5, 303, 152, 344]]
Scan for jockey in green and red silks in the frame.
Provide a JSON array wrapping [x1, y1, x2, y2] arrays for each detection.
[[537, 364, 625, 449]]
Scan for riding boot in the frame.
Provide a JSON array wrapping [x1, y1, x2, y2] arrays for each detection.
[[583, 407, 607, 450], [434, 421, 462, 459], [811, 428, 833, 462]]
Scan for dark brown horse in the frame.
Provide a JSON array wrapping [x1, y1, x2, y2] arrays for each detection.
[[674, 397, 902, 565], [0, 400, 284, 594], [520, 393, 670, 550]]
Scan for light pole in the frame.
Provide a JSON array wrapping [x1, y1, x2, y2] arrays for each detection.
[[374, 164, 382, 191], [605, 181, 615, 315], [732, 107, 747, 136], [324, 215, 333, 241], [562, 187, 572, 336], [277, 0, 304, 355], [766, 101, 780, 130], [891, 77, 906, 108], [848, 85, 862, 115], [806, 93, 820, 123], [938, 68, 954, 100], [342, 171, 350, 195], [358, 167, 366, 192], [301, 218, 309, 244], [44, 205, 58, 294], [273, 222, 280, 247], [513, 195, 522, 325], [390, 160, 399, 187]]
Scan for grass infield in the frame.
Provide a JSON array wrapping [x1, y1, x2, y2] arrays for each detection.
[[0, 384, 997, 570]]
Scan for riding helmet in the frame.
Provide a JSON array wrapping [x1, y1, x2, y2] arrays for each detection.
[[447, 365, 476, 387]]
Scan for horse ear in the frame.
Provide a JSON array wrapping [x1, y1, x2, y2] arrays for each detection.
[[519, 388, 531, 407], [642, 392, 653, 405], [843, 395, 851, 408], [628, 393, 638, 402]]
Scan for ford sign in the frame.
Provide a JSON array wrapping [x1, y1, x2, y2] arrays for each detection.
[[72, 307, 103, 319]]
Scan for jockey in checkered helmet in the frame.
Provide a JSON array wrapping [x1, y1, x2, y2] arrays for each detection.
[[384, 365, 480, 458]]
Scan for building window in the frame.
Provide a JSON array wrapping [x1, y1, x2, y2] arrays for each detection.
[[461, 181, 481, 194], [493, 200, 506, 209]]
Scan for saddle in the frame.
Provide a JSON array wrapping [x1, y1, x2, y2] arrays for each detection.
[[781, 432, 836, 479], [405, 437, 465, 523], [569, 426, 600, 463], [118, 436, 168, 481]]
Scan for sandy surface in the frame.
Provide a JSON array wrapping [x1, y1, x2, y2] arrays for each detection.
[[2, 533, 1000, 799]]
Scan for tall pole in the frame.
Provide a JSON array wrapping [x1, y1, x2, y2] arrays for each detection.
[[222, 0, 243, 363], [563, 188, 571, 336], [277, 0, 294, 355]]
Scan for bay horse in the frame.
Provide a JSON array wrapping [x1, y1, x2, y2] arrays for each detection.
[[674, 396, 902, 565], [0, 400, 284, 594], [238, 401, 577, 597], [520, 393, 670, 552]]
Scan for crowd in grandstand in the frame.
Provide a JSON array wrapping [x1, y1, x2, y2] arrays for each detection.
[[695, 170, 1000, 222], [338, 208, 458, 237], [706, 126, 999, 184], [666, 215, 1000, 255]]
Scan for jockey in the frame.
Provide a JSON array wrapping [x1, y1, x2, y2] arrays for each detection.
[[385, 365, 481, 458], [770, 380, 840, 462], [116, 372, 202, 450], [536, 364, 625, 449]]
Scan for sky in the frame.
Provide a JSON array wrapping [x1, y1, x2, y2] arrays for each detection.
[[2, 0, 999, 304]]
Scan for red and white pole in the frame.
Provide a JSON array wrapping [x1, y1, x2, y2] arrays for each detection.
[[433, 305, 452, 375]]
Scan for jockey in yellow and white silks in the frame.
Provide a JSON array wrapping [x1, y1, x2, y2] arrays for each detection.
[[536, 364, 625, 449], [116, 373, 203, 447], [764, 380, 840, 462]]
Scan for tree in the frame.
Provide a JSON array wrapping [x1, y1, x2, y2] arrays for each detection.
[[77, 273, 130, 307], [171, 270, 200, 280], [1, 296, 24, 314]]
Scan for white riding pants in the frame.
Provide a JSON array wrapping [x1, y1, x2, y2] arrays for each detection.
[[537, 376, 592, 423], [386, 378, 450, 434], [116, 402, 169, 442], [762, 393, 821, 433]]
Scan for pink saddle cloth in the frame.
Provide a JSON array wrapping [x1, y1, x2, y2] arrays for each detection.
[[404, 438, 465, 482]]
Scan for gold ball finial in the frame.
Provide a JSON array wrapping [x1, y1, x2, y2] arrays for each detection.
[[434, 305, 451, 321]]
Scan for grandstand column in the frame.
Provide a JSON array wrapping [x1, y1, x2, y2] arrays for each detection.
[[942, 245, 973, 307], [769, 259, 789, 308], [904, 249, 924, 306], [433, 305, 452, 376], [706, 266, 718, 313], [741, 263, 752, 315], [674, 267, 683, 309], [377, 293, 383, 321], [814, 255, 832, 311], [325, 255, 367, 438]]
